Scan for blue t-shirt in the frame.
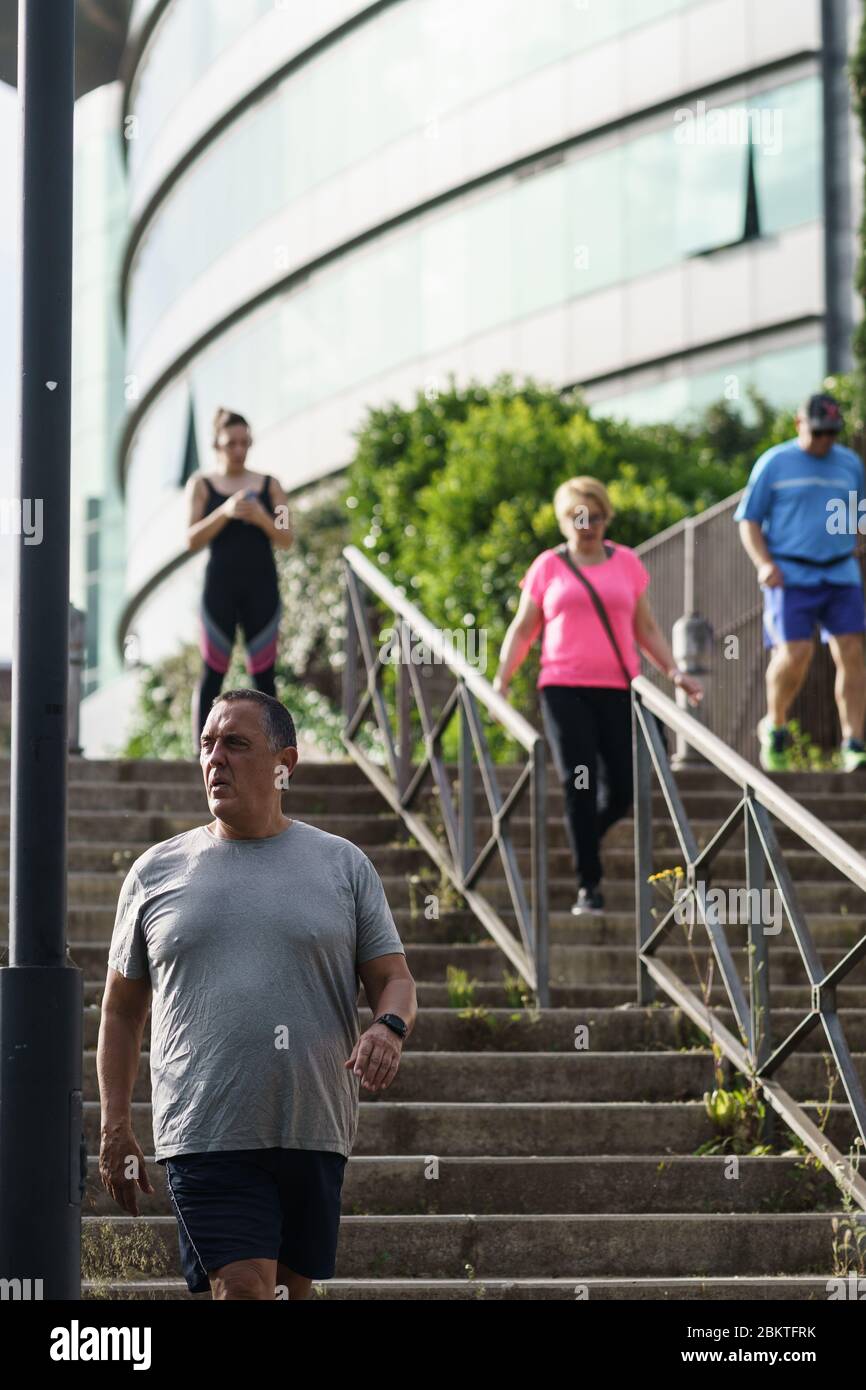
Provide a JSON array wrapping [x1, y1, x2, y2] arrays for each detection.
[[733, 438, 866, 588]]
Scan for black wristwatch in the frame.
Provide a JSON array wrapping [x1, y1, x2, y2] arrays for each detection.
[[374, 1013, 408, 1040]]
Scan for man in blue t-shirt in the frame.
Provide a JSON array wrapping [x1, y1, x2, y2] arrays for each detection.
[[734, 392, 866, 772]]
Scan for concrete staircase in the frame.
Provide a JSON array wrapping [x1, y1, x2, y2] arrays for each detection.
[[1, 755, 865, 1300]]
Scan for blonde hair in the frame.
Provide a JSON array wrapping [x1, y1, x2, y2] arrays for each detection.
[[553, 477, 614, 537]]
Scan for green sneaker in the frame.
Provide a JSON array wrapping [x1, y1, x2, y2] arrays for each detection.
[[758, 718, 793, 772], [841, 738, 866, 772]]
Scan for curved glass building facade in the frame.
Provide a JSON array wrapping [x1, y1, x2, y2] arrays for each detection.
[[80, 0, 863, 727]]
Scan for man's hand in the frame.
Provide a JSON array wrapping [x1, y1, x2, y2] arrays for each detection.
[[345, 1022, 403, 1094], [99, 1120, 154, 1216], [757, 560, 783, 588]]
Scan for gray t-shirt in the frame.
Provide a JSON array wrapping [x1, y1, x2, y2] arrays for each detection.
[[107, 819, 406, 1162]]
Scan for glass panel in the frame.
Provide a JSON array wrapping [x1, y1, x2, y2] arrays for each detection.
[[594, 341, 826, 425], [128, 0, 708, 352], [753, 78, 823, 237]]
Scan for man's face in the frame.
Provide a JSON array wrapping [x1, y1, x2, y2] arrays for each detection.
[[199, 701, 298, 824], [797, 414, 837, 459]]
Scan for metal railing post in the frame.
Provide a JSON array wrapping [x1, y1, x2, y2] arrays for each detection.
[[458, 689, 473, 879], [632, 689, 655, 1004], [531, 736, 549, 1008], [397, 619, 411, 796], [745, 794, 774, 1146], [342, 559, 358, 730]]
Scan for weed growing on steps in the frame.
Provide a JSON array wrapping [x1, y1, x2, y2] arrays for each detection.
[[463, 1263, 488, 1298], [756, 1136, 842, 1213], [784, 720, 841, 772], [457, 1005, 499, 1034], [82, 1219, 171, 1295], [445, 965, 478, 1007], [830, 1149, 866, 1276], [781, 1055, 839, 1164], [502, 971, 533, 1009], [697, 1086, 771, 1157], [407, 866, 467, 919], [650, 867, 774, 1156]]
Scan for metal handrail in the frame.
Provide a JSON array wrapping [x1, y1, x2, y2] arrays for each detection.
[[341, 545, 549, 1004], [636, 490, 745, 558], [632, 674, 866, 1208]]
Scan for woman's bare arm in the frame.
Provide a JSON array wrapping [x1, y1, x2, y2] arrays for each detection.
[[493, 589, 543, 691], [186, 474, 229, 552]]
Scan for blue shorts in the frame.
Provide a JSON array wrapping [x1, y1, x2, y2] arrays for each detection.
[[762, 583, 866, 648], [163, 1147, 348, 1294]]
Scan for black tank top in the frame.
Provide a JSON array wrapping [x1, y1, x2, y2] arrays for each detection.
[[200, 475, 277, 574]]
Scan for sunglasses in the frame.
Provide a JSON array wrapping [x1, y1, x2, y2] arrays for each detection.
[[572, 510, 606, 527], [810, 429, 838, 439]]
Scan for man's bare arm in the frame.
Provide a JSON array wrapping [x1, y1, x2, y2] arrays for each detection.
[[357, 953, 417, 1038], [347, 954, 417, 1093], [97, 968, 154, 1214], [738, 520, 782, 587]]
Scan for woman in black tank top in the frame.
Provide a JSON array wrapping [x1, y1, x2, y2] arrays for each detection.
[[186, 407, 293, 747]]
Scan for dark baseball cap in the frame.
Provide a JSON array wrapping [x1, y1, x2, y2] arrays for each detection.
[[801, 393, 843, 431]]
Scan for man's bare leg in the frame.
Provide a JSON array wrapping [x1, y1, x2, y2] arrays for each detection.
[[827, 632, 866, 741], [209, 1256, 277, 1300], [766, 639, 813, 726], [276, 1263, 314, 1300]]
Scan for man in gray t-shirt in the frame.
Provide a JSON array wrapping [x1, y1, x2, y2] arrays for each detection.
[[97, 690, 416, 1301]]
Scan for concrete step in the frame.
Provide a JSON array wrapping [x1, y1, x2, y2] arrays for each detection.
[[30, 861, 866, 912], [372, 875, 866, 912], [79, 977, 866, 1010], [84, 1153, 841, 1217], [80, 1212, 851, 1280], [80, 1274, 857, 1300], [1, 809, 861, 874], [78, 1048, 866, 1106], [0, 810, 401, 845], [22, 901, 866, 948], [79, 1003, 866, 1053], [0, 757, 376, 786], [0, 781, 392, 815], [82, 1099, 862, 1155], [3, 771, 865, 823], [2, 755, 864, 795], [64, 939, 866, 987]]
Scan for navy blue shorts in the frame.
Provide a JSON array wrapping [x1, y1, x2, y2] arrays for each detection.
[[162, 1147, 348, 1294], [762, 582, 866, 648]]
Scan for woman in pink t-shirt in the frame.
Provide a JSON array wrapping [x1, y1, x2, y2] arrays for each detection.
[[493, 476, 702, 915]]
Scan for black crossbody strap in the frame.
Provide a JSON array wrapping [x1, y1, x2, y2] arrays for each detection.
[[555, 543, 633, 687]]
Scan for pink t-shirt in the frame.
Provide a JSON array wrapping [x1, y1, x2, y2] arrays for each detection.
[[519, 543, 650, 690]]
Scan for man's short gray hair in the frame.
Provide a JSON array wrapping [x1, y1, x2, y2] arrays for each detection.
[[211, 689, 297, 751]]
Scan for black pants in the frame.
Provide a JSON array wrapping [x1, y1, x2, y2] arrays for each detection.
[[194, 662, 277, 748], [539, 685, 634, 890], [195, 559, 281, 745]]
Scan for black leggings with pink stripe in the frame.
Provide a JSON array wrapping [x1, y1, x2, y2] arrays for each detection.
[[194, 564, 281, 747]]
